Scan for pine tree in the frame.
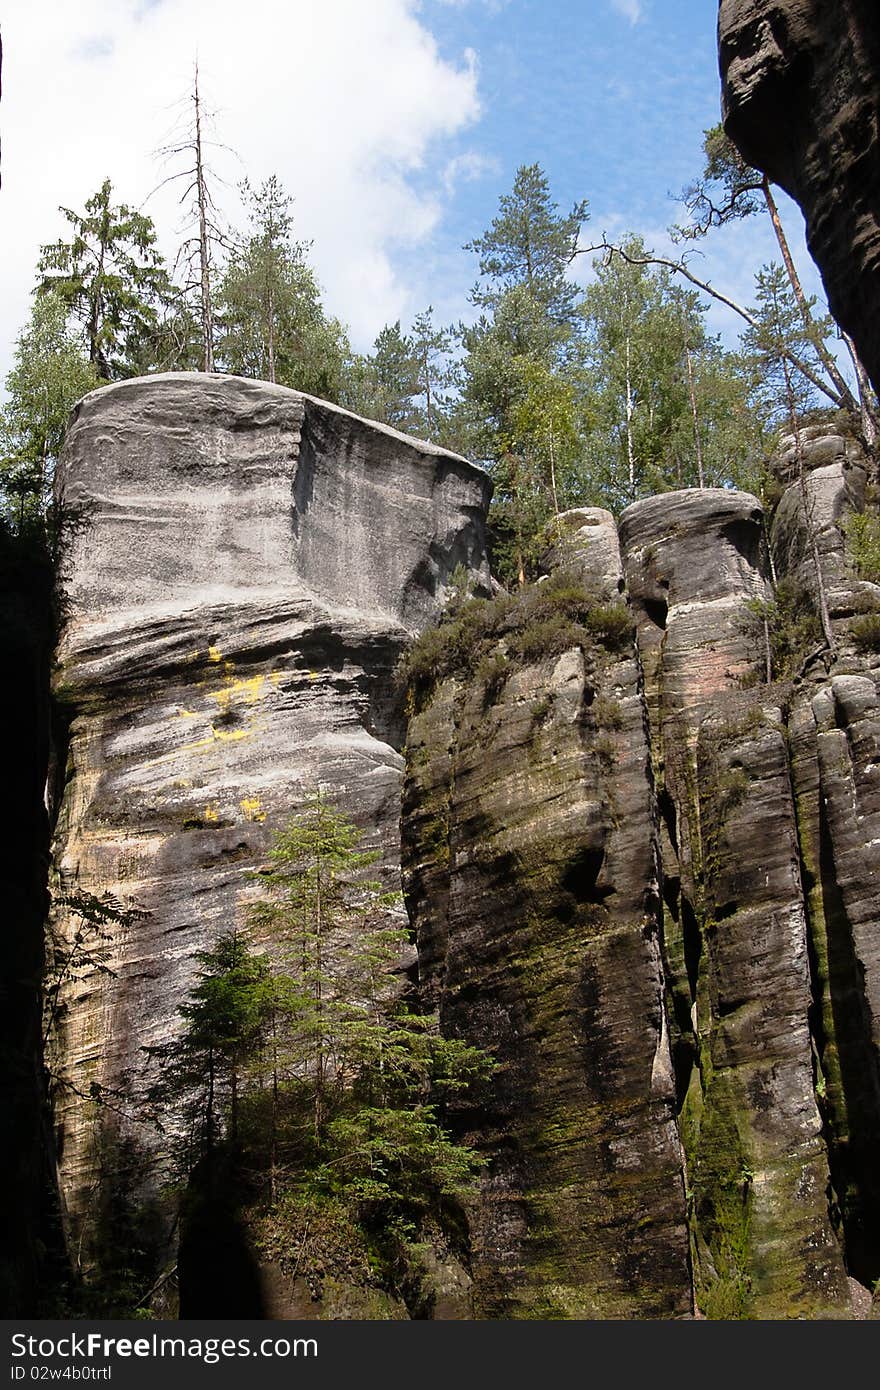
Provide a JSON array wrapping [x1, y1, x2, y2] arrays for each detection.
[[454, 165, 590, 581], [410, 307, 453, 440], [147, 934, 273, 1166], [217, 176, 353, 400], [679, 125, 878, 459], [37, 179, 169, 379], [741, 264, 836, 652], [465, 162, 588, 324], [361, 321, 420, 429]]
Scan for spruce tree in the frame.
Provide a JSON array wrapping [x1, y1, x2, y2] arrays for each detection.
[[37, 179, 169, 379]]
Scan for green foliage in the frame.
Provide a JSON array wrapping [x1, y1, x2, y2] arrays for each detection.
[[593, 695, 624, 731], [738, 263, 836, 428], [0, 292, 99, 537], [465, 162, 588, 323], [850, 613, 880, 652], [743, 576, 822, 682], [37, 178, 170, 379], [44, 888, 147, 1053], [145, 795, 491, 1305], [398, 571, 633, 711], [676, 124, 764, 240], [147, 933, 273, 1164], [217, 175, 353, 399], [843, 510, 880, 585], [580, 238, 762, 508]]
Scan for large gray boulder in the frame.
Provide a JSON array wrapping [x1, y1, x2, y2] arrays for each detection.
[[48, 373, 491, 1258]]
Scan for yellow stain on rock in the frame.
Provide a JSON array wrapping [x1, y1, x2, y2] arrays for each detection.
[[212, 725, 251, 744], [211, 673, 267, 721], [177, 707, 200, 719], [240, 796, 266, 823], [143, 724, 252, 767], [207, 646, 223, 663]]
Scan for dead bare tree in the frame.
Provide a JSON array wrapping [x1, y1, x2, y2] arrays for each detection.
[[150, 65, 235, 373]]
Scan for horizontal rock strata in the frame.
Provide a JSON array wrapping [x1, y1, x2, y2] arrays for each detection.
[[49, 373, 491, 1268]]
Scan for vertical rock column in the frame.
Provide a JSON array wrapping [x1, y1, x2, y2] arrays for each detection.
[[770, 426, 880, 1286], [49, 372, 491, 1269], [402, 509, 692, 1318], [619, 489, 852, 1318]]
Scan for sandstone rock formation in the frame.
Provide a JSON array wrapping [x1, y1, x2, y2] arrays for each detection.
[[618, 488, 853, 1316], [48, 373, 491, 1278], [402, 512, 693, 1318], [718, 0, 880, 392], [767, 425, 880, 1285], [41, 374, 880, 1318]]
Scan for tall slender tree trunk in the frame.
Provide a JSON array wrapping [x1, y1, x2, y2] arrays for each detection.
[[625, 335, 637, 500], [267, 282, 276, 384], [419, 345, 434, 438], [193, 68, 215, 374], [843, 331, 878, 462], [548, 427, 561, 533], [762, 176, 867, 425], [682, 329, 705, 488], [782, 354, 836, 654]]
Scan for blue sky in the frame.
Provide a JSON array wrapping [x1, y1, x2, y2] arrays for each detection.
[[1, 0, 825, 386], [422, 0, 723, 252]]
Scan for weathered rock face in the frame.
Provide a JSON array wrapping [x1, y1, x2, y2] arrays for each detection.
[[768, 426, 880, 1285], [770, 423, 868, 619], [402, 513, 693, 1318], [49, 373, 491, 1269], [619, 488, 853, 1317], [718, 0, 880, 392], [44, 372, 880, 1319]]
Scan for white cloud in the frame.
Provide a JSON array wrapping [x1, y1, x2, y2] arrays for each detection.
[[441, 150, 500, 196], [0, 0, 483, 382], [610, 0, 643, 24]]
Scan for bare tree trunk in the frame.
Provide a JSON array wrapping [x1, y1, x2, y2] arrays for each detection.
[[625, 335, 636, 500], [193, 68, 215, 374], [548, 427, 561, 533], [762, 177, 864, 421], [267, 282, 276, 384], [783, 356, 836, 654], [682, 327, 705, 488], [842, 331, 878, 464]]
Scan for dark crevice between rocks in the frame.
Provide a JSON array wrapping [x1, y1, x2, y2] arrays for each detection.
[[0, 537, 69, 1314], [808, 796, 880, 1286], [177, 1152, 267, 1317], [642, 596, 668, 631]]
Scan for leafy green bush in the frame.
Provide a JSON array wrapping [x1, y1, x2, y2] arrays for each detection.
[[843, 510, 880, 584], [743, 576, 822, 682], [398, 571, 634, 710], [851, 613, 880, 652]]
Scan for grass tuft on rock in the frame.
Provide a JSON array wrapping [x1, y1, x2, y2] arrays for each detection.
[[399, 571, 634, 711]]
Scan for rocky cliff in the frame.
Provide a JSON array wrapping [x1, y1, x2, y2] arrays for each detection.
[[718, 0, 880, 392], [47, 373, 491, 1295], [42, 373, 880, 1318], [402, 511, 692, 1318], [401, 443, 880, 1317]]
